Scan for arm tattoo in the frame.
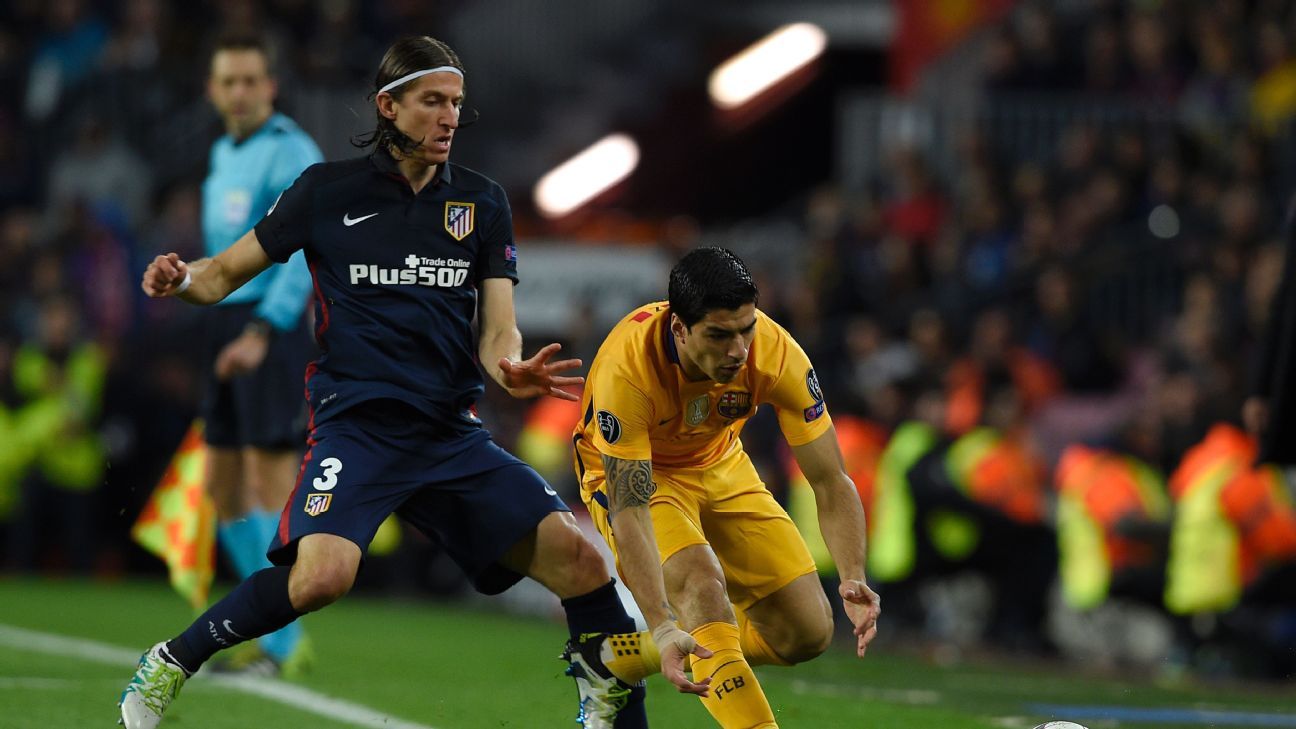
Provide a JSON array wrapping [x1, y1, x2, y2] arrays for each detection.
[[603, 455, 655, 513]]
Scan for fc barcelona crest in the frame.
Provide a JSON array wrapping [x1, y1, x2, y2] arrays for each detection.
[[444, 201, 475, 241], [716, 391, 752, 419], [305, 493, 332, 516]]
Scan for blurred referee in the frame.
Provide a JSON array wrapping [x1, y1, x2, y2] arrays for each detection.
[[196, 32, 321, 675]]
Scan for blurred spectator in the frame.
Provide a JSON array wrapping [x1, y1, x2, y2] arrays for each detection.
[[882, 148, 947, 251], [944, 309, 1060, 435], [45, 116, 152, 229], [1124, 9, 1184, 105], [1180, 23, 1249, 142], [300, 0, 378, 83], [100, 0, 165, 72], [1250, 19, 1296, 135], [1083, 18, 1125, 94], [1025, 265, 1123, 392], [23, 0, 109, 121], [4, 294, 106, 573]]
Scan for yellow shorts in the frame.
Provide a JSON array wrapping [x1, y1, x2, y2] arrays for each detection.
[[582, 449, 816, 611]]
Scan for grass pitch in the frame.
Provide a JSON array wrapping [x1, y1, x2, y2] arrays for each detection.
[[1, 577, 1292, 728]]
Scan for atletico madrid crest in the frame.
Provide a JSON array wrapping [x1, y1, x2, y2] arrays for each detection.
[[305, 493, 332, 516], [445, 202, 475, 241]]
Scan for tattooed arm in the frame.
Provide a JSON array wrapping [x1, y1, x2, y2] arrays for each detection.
[[603, 455, 712, 695]]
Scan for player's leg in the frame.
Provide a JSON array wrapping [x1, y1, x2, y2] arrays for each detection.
[[170, 533, 358, 671], [119, 414, 388, 729], [117, 533, 358, 729], [503, 510, 647, 729], [701, 454, 828, 668], [735, 574, 833, 665], [661, 542, 778, 729], [585, 468, 778, 729], [397, 441, 645, 729]]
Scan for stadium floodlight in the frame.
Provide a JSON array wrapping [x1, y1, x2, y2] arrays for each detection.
[[708, 23, 828, 110], [534, 133, 640, 219]]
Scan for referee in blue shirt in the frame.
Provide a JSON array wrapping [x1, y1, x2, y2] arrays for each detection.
[[198, 33, 321, 675]]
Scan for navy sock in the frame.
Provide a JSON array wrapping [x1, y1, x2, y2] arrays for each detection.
[[560, 579, 637, 639], [560, 579, 646, 729], [167, 565, 301, 672]]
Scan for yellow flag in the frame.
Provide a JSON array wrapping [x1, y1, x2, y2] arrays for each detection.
[[131, 421, 214, 611]]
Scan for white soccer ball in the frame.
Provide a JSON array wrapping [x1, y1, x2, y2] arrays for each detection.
[[1033, 723, 1089, 729]]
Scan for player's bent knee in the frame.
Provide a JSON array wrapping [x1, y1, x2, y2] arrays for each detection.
[[289, 564, 355, 612], [554, 533, 611, 595], [780, 622, 833, 664], [574, 535, 610, 580]]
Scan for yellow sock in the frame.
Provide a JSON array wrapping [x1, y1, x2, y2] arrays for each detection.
[[600, 630, 661, 684], [690, 621, 778, 729], [736, 608, 792, 667]]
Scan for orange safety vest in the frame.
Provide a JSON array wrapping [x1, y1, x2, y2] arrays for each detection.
[[1055, 445, 1169, 609], [1165, 424, 1253, 614], [945, 427, 1047, 525], [1220, 465, 1296, 585], [786, 415, 888, 574]]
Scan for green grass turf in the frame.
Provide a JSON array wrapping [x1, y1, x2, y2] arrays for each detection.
[[1, 577, 1292, 728]]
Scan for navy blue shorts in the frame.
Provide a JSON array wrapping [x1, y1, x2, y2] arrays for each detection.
[[201, 303, 315, 450], [269, 400, 571, 594]]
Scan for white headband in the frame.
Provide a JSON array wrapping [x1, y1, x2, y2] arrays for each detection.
[[379, 66, 464, 94]]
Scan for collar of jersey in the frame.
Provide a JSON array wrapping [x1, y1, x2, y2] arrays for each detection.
[[370, 147, 453, 187], [226, 112, 292, 147], [662, 312, 682, 365]]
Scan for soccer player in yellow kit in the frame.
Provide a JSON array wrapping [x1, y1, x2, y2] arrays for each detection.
[[569, 247, 881, 728]]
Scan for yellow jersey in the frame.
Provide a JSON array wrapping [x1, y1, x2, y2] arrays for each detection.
[[574, 302, 832, 484]]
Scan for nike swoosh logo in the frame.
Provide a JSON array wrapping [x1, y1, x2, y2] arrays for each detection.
[[343, 212, 379, 226], [222, 619, 249, 640]]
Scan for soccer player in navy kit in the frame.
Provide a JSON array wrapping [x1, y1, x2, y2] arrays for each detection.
[[119, 36, 694, 729], [199, 32, 321, 676]]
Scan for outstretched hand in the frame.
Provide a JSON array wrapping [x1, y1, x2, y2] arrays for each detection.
[[840, 579, 881, 658], [497, 343, 583, 401], [141, 253, 189, 298], [653, 623, 713, 697]]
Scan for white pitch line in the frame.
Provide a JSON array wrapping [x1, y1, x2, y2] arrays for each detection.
[[0, 623, 442, 729], [787, 677, 942, 705]]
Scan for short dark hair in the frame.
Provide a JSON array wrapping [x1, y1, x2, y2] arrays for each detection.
[[668, 247, 759, 328], [210, 32, 276, 76], [353, 36, 465, 156]]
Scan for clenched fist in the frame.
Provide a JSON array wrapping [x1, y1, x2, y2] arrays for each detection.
[[142, 253, 190, 298]]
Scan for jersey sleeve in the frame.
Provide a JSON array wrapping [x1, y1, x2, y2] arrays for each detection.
[[475, 184, 518, 284], [587, 364, 654, 461], [253, 165, 317, 263], [767, 332, 833, 447]]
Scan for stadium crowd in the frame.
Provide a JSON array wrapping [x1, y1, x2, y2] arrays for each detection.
[[0, 0, 1294, 682]]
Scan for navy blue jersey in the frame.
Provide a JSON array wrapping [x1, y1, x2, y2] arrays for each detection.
[[253, 149, 518, 430]]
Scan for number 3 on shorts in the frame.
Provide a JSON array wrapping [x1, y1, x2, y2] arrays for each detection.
[[313, 457, 343, 490]]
